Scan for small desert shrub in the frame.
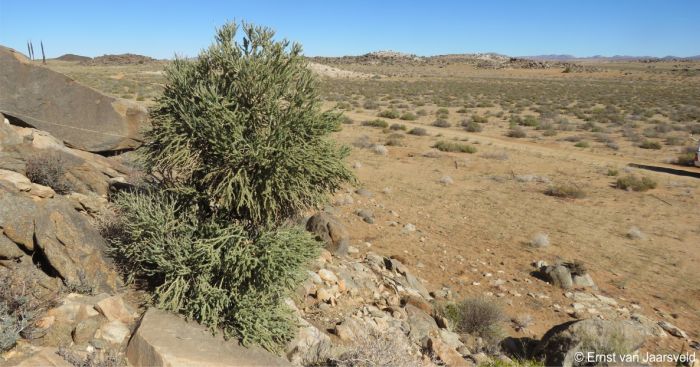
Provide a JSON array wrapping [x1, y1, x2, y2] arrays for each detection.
[[536, 120, 553, 131], [626, 226, 644, 240], [574, 141, 590, 148], [25, 153, 73, 194], [674, 146, 697, 166], [0, 268, 55, 352], [436, 107, 449, 116], [639, 140, 661, 150], [606, 141, 620, 150], [352, 135, 374, 149], [481, 152, 509, 160], [433, 141, 477, 153], [333, 330, 422, 367], [362, 100, 379, 110], [439, 175, 454, 185], [432, 119, 451, 128], [471, 114, 488, 124], [339, 115, 354, 124], [520, 115, 539, 127], [416, 109, 428, 116], [385, 134, 405, 146], [437, 298, 505, 340], [577, 323, 645, 360], [512, 314, 534, 332], [399, 112, 417, 121], [377, 109, 399, 119], [607, 168, 619, 176], [563, 135, 583, 143], [545, 183, 585, 199], [373, 144, 388, 155], [389, 123, 406, 131], [362, 119, 389, 129], [335, 102, 352, 110], [58, 346, 123, 367], [615, 175, 657, 191], [509, 115, 523, 126], [530, 233, 549, 248], [664, 136, 685, 146], [507, 127, 527, 138], [408, 127, 428, 136], [463, 120, 483, 132]]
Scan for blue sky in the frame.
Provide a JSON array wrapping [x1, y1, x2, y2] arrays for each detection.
[[1, 0, 698, 59]]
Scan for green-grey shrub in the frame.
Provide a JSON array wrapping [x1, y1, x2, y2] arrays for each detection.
[[615, 175, 657, 191], [110, 191, 320, 351], [144, 21, 354, 227], [435, 297, 505, 350], [433, 141, 477, 153], [362, 119, 389, 128], [110, 21, 352, 353], [409, 127, 428, 136], [378, 109, 400, 119]]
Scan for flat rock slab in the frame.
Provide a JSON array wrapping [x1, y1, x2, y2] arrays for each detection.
[[10, 348, 73, 367], [127, 308, 292, 367], [0, 46, 147, 153]]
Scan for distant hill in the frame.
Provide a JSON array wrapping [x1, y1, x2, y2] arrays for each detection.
[[524, 54, 700, 62], [54, 54, 92, 62], [310, 51, 602, 72], [81, 53, 157, 65]]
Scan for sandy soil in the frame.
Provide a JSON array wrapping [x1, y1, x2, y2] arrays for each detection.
[[327, 111, 699, 353]]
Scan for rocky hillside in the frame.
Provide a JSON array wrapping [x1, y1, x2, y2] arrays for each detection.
[[54, 54, 92, 62], [309, 52, 601, 72], [80, 53, 156, 66]]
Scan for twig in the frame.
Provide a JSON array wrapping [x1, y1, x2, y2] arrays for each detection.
[[650, 194, 672, 206]]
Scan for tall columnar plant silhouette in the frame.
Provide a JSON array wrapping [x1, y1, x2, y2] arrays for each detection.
[[109, 21, 353, 352]]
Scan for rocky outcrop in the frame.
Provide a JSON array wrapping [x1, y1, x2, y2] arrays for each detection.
[[0, 116, 130, 196], [289, 247, 474, 366], [0, 46, 148, 153], [126, 308, 292, 367], [537, 260, 596, 290], [35, 198, 118, 290], [534, 319, 647, 367], [0, 182, 119, 292]]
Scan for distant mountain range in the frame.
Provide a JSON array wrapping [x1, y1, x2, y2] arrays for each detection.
[[522, 54, 700, 61], [50, 50, 700, 64]]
